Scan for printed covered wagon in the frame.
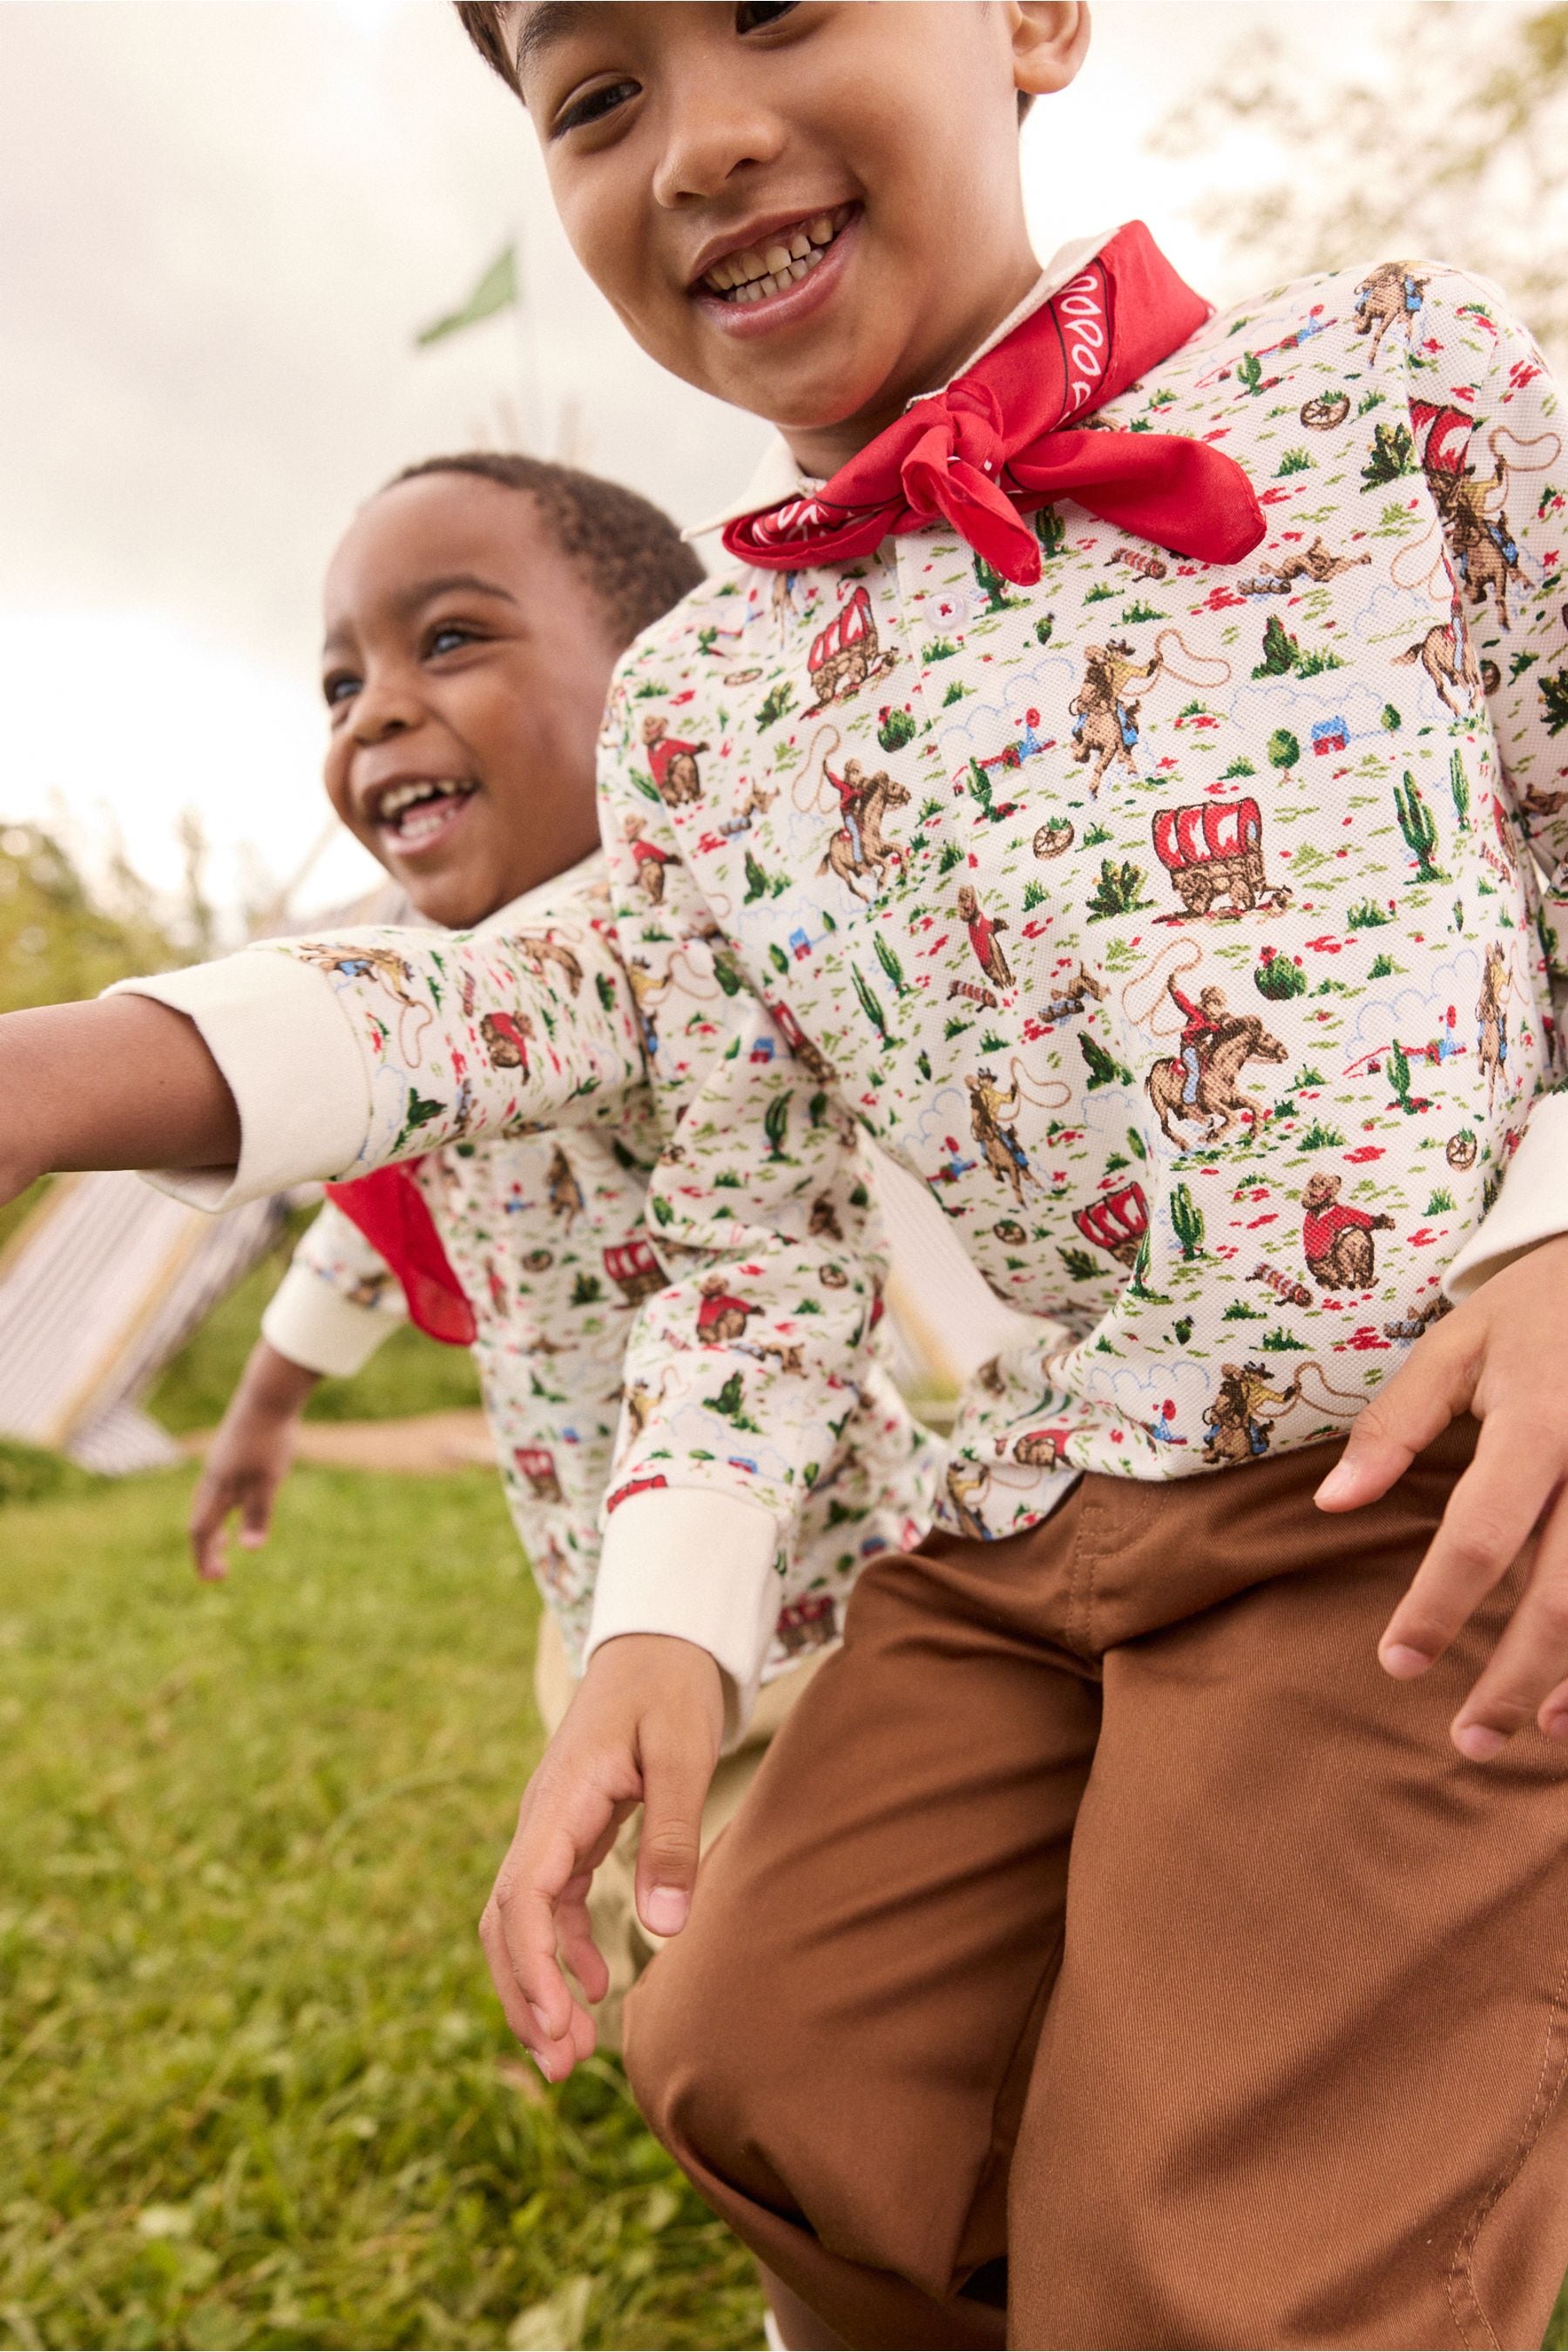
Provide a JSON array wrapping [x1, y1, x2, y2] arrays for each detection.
[[1151, 796, 1288, 917]]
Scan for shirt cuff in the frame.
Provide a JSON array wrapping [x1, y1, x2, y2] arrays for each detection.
[[260, 1259, 400, 1379], [584, 1488, 781, 1747], [106, 955, 371, 1211], [1444, 1092, 1568, 1299]]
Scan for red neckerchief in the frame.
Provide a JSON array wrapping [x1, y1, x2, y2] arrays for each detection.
[[723, 222, 1264, 585], [325, 1164, 477, 1348]]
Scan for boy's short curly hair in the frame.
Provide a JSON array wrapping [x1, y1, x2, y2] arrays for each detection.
[[453, 3, 1036, 116], [389, 452, 704, 652]]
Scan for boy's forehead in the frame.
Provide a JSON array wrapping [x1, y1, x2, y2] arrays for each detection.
[[323, 475, 573, 632]]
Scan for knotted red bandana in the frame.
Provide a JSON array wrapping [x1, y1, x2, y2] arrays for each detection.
[[724, 221, 1264, 585], [326, 1165, 476, 1348]]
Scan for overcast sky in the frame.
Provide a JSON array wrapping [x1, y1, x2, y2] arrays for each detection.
[[0, 1, 1441, 922]]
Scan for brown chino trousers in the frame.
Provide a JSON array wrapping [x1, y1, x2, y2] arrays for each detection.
[[624, 1424, 1568, 2349]]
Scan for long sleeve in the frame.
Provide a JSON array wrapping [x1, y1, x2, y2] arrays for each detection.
[[107, 886, 644, 1213], [585, 681, 888, 1725], [260, 1199, 405, 1379], [1409, 268, 1568, 1295]]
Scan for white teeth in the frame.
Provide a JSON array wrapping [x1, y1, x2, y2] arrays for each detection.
[[377, 780, 463, 825], [705, 208, 851, 300]]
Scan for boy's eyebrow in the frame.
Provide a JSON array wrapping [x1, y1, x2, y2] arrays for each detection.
[[397, 572, 521, 612], [321, 575, 520, 657], [513, 0, 598, 84]]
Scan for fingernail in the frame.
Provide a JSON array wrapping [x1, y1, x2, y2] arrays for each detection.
[[1456, 1723, 1506, 1761], [1315, 1463, 1356, 1507], [529, 2003, 551, 2035], [531, 2048, 555, 2084], [644, 1885, 688, 1936], [1380, 1643, 1431, 1679], [1544, 1713, 1568, 1741]]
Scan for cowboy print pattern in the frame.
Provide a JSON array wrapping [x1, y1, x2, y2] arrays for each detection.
[[591, 256, 1568, 1540], [255, 874, 934, 1664]]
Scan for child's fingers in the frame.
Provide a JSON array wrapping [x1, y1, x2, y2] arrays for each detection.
[[556, 1872, 612, 2006], [1315, 1317, 1477, 1511], [1449, 1485, 1568, 1757], [477, 1892, 585, 2078], [1376, 1413, 1561, 1678], [633, 1721, 713, 1940], [239, 1486, 274, 1552], [188, 1481, 233, 1582]]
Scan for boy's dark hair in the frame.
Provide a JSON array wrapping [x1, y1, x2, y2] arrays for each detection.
[[390, 452, 704, 652], [455, 3, 1037, 118]]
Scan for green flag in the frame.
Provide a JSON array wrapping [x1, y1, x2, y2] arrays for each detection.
[[415, 243, 518, 348]]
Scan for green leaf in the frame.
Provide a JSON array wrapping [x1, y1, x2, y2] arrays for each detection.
[[416, 243, 518, 348]]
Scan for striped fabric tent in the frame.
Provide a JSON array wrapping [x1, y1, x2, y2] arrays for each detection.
[[0, 1172, 289, 1472]]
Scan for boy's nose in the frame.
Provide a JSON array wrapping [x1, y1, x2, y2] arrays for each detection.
[[651, 82, 787, 210]]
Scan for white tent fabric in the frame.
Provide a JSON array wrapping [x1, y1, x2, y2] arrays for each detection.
[[0, 1170, 289, 1470]]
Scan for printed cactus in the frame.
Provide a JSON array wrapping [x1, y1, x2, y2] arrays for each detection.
[[755, 680, 795, 729], [1540, 669, 1568, 737], [1169, 1182, 1206, 1260], [973, 551, 1021, 613], [763, 1092, 791, 1161], [1361, 421, 1416, 487], [743, 848, 771, 902], [1388, 1037, 1414, 1109], [851, 962, 893, 1047], [1086, 857, 1151, 921], [1449, 748, 1471, 830], [1394, 769, 1445, 882], [967, 757, 994, 814], [873, 933, 909, 996], [1033, 505, 1067, 562]]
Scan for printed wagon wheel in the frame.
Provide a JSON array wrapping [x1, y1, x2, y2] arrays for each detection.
[[1301, 393, 1351, 431], [1176, 869, 1213, 916]]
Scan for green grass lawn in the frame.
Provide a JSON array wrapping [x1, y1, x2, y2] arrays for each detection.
[[0, 1464, 760, 2352]]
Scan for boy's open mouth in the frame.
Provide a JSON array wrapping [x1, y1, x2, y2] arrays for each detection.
[[695, 203, 856, 308], [370, 777, 477, 856]]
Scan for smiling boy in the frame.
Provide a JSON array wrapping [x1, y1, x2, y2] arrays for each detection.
[[442, 5, 1568, 2347]]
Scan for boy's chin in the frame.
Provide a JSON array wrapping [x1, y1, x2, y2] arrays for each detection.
[[387, 856, 499, 931]]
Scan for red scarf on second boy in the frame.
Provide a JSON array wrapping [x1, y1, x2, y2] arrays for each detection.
[[325, 1165, 476, 1347]]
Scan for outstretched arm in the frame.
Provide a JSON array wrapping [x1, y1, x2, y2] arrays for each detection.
[[0, 881, 643, 1215], [0, 994, 239, 1212]]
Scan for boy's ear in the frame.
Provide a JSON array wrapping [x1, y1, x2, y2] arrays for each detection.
[[1010, 1, 1092, 100]]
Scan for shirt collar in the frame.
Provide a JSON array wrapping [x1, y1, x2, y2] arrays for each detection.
[[684, 224, 1119, 544]]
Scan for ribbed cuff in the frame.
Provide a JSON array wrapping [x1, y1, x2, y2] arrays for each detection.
[[261, 1260, 400, 1379], [1444, 1092, 1568, 1298], [107, 954, 371, 1211], [585, 1487, 781, 1747]]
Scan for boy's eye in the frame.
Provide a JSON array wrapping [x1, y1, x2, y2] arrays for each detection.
[[429, 624, 480, 656], [323, 672, 360, 708], [734, 2, 797, 27], [555, 77, 639, 136]]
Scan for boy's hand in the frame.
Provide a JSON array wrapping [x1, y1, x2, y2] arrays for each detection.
[[1316, 1233, 1568, 1759], [480, 1633, 724, 2082], [188, 1340, 320, 1581]]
